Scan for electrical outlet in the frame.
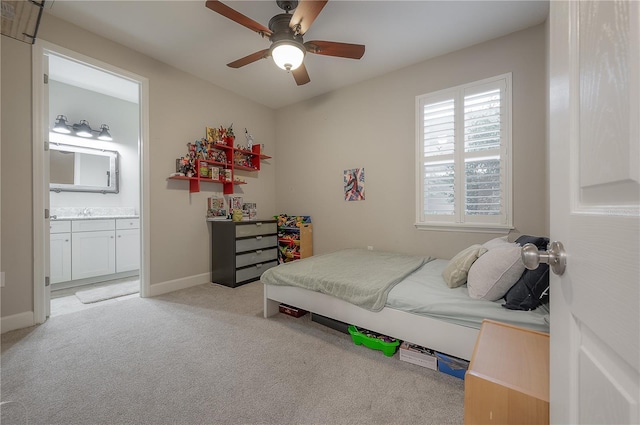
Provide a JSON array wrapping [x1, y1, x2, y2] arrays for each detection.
[[1, 271, 5, 287], [367, 246, 373, 251]]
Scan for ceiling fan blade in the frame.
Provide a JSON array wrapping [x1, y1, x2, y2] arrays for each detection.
[[304, 40, 365, 59], [227, 49, 270, 68], [292, 63, 311, 86], [289, 0, 328, 35], [205, 0, 272, 38]]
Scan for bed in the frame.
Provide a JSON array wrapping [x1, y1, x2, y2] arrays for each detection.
[[262, 246, 549, 361]]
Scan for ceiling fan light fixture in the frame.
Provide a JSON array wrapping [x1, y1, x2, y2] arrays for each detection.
[[271, 40, 305, 71]]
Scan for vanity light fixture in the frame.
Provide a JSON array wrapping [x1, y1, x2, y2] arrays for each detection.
[[97, 124, 113, 141], [52, 116, 113, 141], [73, 120, 93, 138], [53, 115, 72, 134]]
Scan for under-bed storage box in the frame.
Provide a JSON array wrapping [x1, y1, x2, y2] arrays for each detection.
[[399, 342, 438, 370], [436, 352, 469, 379]]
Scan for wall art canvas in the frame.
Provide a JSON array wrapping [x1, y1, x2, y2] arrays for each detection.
[[344, 168, 365, 201]]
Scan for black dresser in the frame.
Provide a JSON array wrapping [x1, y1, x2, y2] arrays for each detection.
[[210, 219, 278, 287]]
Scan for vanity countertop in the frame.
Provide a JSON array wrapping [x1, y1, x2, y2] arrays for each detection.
[[50, 207, 138, 221], [52, 215, 139, 221]]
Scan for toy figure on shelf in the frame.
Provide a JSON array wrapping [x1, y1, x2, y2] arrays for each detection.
[[234, 150, 248, 167], [195, 139, 207, 159], [219, 124, 235, 145], [178, 156, 196, 177], [245, 128, 254, 149], [182, 142, 198, 176], [206, 127, 220, 143]]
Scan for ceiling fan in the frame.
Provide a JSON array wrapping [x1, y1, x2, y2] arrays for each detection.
[[205, 0, 365, 86]]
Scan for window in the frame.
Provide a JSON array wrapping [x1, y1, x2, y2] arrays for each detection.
[[415, 73, 512, 232]]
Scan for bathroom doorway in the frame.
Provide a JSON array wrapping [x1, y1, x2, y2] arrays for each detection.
[[32, 41, 150, 321]]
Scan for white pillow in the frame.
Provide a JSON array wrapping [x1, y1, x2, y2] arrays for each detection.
[[482, 236, 510, 250], [467, 243, 526, 301], [442, 244, 488, 288]]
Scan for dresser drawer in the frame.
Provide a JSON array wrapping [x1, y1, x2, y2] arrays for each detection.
[[50, 220, 71, 234], [72, 219, 115, 232], [235, 260, 278, 284], [235, 222, 277, 238], [236, 248, 278, 268], [236, 235, 277, 253], [116, 218, 140, 230]]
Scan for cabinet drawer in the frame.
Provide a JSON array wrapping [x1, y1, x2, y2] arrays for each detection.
[[235, 222, 277, 238], [50, 220, 71, 234], [236, 260, 277, 284], [72, 219, 115, 232], [236, 248, 277, 268], [116, 218, 140, 230], [236, 235, 277, 253]]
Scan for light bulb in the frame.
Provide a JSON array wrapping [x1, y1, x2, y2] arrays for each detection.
[[271, 42, 304, 71]]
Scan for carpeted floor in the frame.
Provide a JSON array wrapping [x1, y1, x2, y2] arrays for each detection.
[[1, 281, 465, 424]]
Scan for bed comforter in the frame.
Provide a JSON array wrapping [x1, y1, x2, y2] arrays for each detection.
[[261, 248, 430, 311]]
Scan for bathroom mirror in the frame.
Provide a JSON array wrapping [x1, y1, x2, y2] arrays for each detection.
[[50, 143, 119, 193]]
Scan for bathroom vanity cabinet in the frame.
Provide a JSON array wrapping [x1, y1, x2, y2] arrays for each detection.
[[71, 219, 117, 280], [50, 220, 72, 284], [50, 217, 140, 286]]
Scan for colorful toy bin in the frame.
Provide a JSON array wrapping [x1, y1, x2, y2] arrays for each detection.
[[348, 325, 400, 357]]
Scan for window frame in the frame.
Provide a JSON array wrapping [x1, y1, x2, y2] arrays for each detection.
[[415, 73, 513, 233]]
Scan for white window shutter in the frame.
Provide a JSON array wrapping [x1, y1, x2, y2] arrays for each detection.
[[416, 73, 512, 231]]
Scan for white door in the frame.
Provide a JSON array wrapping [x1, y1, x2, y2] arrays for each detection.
[[549, 1, 639, 424]]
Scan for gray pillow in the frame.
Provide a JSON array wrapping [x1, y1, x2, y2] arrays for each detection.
[[442, 244, 488, 288], [467, 243, 526, 301], [482, 236, 509, 250]]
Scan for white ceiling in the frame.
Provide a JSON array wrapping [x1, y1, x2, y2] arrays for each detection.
[[43, 0, 549, 109]]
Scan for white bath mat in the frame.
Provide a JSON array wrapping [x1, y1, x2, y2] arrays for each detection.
[[75, 281, 139, 304]]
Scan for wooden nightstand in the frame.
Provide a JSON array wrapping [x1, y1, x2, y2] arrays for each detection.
[[464, 320, 549, 425]]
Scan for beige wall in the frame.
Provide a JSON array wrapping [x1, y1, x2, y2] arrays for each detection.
[[1, 36, 34, 318], [1, 14, 277, 318], [275, 24, 548, 259]]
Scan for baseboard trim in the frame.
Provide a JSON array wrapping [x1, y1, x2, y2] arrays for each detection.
[[1, 311, 35, 334], [145, 273, 210, 297]]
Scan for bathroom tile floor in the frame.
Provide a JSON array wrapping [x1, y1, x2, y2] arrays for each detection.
[[50, 277, 140, 317]]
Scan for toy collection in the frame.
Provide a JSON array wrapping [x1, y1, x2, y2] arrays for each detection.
[[176, 124, 236, 177], [175, 125, 264, 179], [275, 214, 312, 263], [206, 196, 227, 220]]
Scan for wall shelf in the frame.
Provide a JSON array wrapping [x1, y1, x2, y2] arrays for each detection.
[[168, 142, 269, 194]]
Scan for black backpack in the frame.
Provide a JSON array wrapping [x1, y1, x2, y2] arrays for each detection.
[[502, 235, 550, 311]]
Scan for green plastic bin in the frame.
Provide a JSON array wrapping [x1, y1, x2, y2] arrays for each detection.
[[348, 325, 399, 357]]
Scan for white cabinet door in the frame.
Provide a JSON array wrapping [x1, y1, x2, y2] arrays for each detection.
[[71, 230, 116, 280], [116, 228, 140, 273], [50, 233, 71, 284]]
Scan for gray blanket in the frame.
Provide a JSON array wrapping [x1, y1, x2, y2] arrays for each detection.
[[261, 248, 430, 311]]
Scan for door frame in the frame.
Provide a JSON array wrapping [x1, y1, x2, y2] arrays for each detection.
[[32, 40, 151, 323]]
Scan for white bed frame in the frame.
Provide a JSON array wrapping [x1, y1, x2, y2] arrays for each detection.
[[263, 283, 479, 361]]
